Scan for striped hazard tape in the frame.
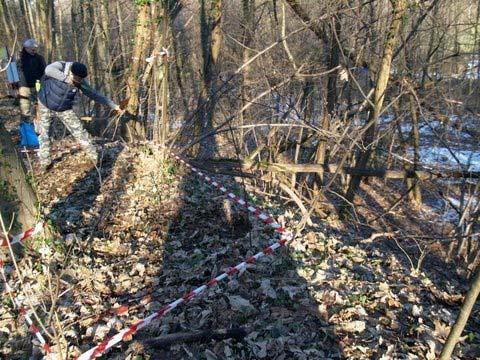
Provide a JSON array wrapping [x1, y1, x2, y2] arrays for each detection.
[[169, 151, 287, 235], [1, 223, 49, 354], [76, 150, 293, 359], [18, 301, 52, 355], [1, 221, 44, 247], [0, 260, 52, 355], [76, 237, 289, 360]]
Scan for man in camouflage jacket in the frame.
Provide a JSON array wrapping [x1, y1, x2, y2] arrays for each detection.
[[37, 61, 121, 170]]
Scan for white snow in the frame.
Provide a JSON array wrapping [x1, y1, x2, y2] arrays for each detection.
[[418, 146, 480, 172]]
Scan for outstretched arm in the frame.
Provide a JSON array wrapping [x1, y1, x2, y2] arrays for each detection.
[[79, 80, 119, 109]]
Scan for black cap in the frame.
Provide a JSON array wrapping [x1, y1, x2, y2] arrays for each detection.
[[71, 62, 88, 78]]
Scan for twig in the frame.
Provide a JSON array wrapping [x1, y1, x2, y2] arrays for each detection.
[[361, 231, 397, 243], [140, 327, 247, 349], [0, 214, 53, 339]]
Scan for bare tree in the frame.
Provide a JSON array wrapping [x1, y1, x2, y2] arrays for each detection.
[[123, 2, 154, 141], [194, 0, 223, 157], [343, 0, 408, 214]]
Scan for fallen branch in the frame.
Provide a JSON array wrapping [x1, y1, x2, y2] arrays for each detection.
[[192, 159, 480, 180], [272, 176, 313, 226], [251, 162, 480, 180], [361, 231, 397, 243], [139, 327, 247, 349]]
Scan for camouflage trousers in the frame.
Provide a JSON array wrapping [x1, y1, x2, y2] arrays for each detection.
[[37, 102, 97, 166], [19, 86, 37, 122]]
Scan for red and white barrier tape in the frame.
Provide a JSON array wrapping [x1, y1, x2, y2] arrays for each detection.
[[0, 260, 52, 355], [0, 222, 50, 354], [76, 150, 293, 359], [169, 151, 286, 235], [1, 221, 44, 247], [18, 301, 52, 355], [76, 236, 289, 360]]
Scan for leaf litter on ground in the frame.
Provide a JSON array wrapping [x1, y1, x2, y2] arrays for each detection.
[[0, 102, 478, 359]]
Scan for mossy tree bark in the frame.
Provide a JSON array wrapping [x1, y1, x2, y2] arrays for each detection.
[[0, 123, 38, 231], [123, 2, 153, 142]]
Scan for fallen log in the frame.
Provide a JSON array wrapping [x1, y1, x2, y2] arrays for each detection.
[[250, 162, 480, 180], [191, 159, 480, 180], [140, 327, 247, 349]]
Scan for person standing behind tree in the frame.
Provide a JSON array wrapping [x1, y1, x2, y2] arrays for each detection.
[[17, 39, 46, 125], [37, 61, 122, 170]]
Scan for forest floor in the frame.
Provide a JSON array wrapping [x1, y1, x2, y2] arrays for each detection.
[[0, 99, 479, 360]]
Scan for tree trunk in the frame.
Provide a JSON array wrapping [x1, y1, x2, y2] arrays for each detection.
[[439, 267, 480, 360], [283, 0, 341, 187], [71, 0, 82, 59], [123, 3, 152, 142], [85, 1, 99, 86], [194, 0, 223, 158], [98, 0, 112, 96], [116, 1, 128, 72], [316, 17, 341, 186], [36, 0, 56, 62], [406, 92, 422, 205], [56, 1, 64, 54], [0, 123, 38, 231], [23, 0, 38, 41], [153, 4, 170, 145], [343, 0, 407, 213], [47, 0, 56, 61], [82, 0, 113, 136], [0, 1, 14, 44], [239, 0, 255, 152]]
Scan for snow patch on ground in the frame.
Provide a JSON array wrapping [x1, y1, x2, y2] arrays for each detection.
[[419, 146, 480, 172]]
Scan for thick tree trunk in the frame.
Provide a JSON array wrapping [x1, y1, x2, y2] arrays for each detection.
[[123, 3, 152, 142], [0, 123, 38, 231], [194, 0, 223, 158]]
